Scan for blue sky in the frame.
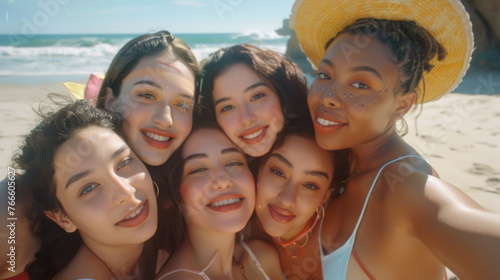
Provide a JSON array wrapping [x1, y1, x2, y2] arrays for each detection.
[[1, 0, 294, 34]]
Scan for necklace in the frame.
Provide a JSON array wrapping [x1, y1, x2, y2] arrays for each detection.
[[232, 256, 247, 280], [272, 207, 323, 258]]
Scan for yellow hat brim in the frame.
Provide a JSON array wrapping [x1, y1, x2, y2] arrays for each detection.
[[290, 0, 474, 103]]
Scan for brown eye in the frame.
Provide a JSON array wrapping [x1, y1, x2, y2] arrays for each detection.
[[352, 82, 369, 89]]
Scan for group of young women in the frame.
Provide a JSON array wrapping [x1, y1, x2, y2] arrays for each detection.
[[2, 0, 500, 279]]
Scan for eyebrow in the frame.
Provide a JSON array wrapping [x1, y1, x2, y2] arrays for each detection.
[[133, 80, 161, 89], [320, 59, 382, 80], [221, 147, 242, 155], [351, 66, 382, 79], [269, 154, 292, 168], [305, 170, 330, 180], [320, 59, 333, 67], [65, 145, 128, 189], [214, 81, 272, 107], [184, 147, 243, 163], [270, 154, 329, 180]]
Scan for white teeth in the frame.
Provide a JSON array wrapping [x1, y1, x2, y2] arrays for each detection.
[[209, 198, 242, 207], [145, 131, 171, 142], [242, 128, 264, 140], [125, 204, 145, 220], [317, 117, 340, 126]]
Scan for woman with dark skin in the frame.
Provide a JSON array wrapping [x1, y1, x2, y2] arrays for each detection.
[[291, 0, 500, 278]]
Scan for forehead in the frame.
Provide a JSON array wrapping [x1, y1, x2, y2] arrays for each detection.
[[274, 135, 334, 170], [53, 127, 124, 179], [124, 51, 195, 85], [213, 63, 262, 90], [182, 128, 238, 158], [325, 34, 395, 67]]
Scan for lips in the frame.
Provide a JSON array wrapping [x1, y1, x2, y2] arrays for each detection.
[[268, 204, 295, 224], [313, 113, 346, 134], [116, 200, 149, 227], [238, 126, 268, 145], [206, 194, 245, 212], [141, 128, 176, 149]]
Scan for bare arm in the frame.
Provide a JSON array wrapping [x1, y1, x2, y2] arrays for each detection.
[[405, 174, 500, 279]]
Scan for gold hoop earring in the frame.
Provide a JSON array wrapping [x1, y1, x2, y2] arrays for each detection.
[[153, 181, 159, 198], [395, 113, 408, 136], [316, 205, 325, 220]]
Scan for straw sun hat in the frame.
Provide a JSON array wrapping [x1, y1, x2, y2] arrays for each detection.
[[290, 0, 473, 102]]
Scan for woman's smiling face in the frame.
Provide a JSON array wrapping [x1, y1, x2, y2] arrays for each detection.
[[180, 127, 255, 233], [52, 126, 157, 247], [212, 63, 284, 157], [255, 134, 334, 240], [106, 51, 196, 166], [308, 34, 403, 151]]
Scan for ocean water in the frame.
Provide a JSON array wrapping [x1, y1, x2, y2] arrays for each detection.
[[0, 31, 289, 84]]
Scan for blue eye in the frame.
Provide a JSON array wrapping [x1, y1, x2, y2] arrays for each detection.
[[188, 168, 207, 175], [251, 93, 265, 101], [175, 101, 191, 111], [138, 92, 156, 99], [226, 161, 244, 168], [303, 183, 319, 190], [80, 183, 98, 196], [271, 168, 285, 178], [220, 105, 234, 112], [117, 158, 132, 170]]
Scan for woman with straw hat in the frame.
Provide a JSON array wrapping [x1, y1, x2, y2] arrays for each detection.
[[288, 0, 500, 279]]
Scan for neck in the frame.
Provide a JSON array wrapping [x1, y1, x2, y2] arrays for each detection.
[[185, 225, 237, 278], [277, 214, 315, 242], [82, 238, 144, 278], [349, 129, 399, 172]]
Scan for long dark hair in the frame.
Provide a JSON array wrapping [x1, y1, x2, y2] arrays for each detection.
[[197, 44, 310, 127], [96, 30, 200, 109], [12, 98, 153, 279]]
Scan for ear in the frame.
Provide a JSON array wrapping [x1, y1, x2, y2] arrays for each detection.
[[45, 210, 77, 233], [104, 87, 117, 111], [394, 91, 417, 116]]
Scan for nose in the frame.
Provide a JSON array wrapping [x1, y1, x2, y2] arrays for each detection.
[[320, 85, 342, 109], [277, 181, 296, 207], [211, 170, 234, 190], [152, 103, 174, 128], [239, 104, 257, 127], [110, 175, 136, 206]]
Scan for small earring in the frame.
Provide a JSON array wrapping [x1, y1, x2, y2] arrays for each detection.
[[258, 205, 262, 209], [153, 181, 159, 198], [316, 205, 326, 220], [395, 113, 408, 136]]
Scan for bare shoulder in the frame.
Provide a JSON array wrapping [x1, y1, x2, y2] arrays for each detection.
[[380, 161, 485, 223], [54, 246, 111, 280]]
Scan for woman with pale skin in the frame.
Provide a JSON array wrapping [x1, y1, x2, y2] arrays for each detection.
[[14, 100, 157, 279], [156, 125, 282, 280], [0, 31, 199, 277], [97, 30, 199, 168], [250, 125, 344, 279], [290, 0, 500, 278], [197, 44, 309, 157]]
